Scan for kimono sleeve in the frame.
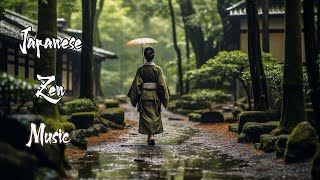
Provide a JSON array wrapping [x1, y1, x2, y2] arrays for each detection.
[[127, 68, 143, 107], [157, 67, 170, 108]]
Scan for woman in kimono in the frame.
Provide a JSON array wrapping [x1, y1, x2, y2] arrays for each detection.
[[127, 47, 170, 145]]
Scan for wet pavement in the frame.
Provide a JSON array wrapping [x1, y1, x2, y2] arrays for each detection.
[[68, 104, 312, 180]]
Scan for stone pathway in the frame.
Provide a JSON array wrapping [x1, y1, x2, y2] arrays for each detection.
[[68, 103, 312, 179]]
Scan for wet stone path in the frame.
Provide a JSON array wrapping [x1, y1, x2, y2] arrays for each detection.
[[69, 104, 312, 179]]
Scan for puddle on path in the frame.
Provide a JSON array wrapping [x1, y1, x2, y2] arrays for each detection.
[[69, 127, 250, 179]]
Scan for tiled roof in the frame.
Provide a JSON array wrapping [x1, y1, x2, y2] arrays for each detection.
[[0, 9, 117, 60], [227, 0, 285, 17]]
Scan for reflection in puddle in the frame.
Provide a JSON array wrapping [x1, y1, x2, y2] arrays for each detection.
[[69, 143, 247, 179]]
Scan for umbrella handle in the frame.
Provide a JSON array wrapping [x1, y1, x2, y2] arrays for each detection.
[[141, 44, 144, 65]]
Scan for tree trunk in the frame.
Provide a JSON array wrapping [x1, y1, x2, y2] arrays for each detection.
[[169, 0, 184, 95], [80, 0, 97, 99], [94, 0, 104, 48], [303, 0, 320, 134], [318, 0, 320, 51], [34, 0, 60, 118], [262, 0, 270, 52], [246, 0, 269, 111], [217, 0, 240, 51], [178, 0, 208, 68], [185, 31, 190, 93], [273, 0, 306, 135]]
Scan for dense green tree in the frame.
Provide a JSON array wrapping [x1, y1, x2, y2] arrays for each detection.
[[3, 0, 37, 18], [303, 0, 320, 134], [178, 0, 221, 68], [272, 0, 306, 135], [168, 0, 184, 95], [245, 0, 269, 110], [58, 0, 79, 28], [80, 0, 97, 99]]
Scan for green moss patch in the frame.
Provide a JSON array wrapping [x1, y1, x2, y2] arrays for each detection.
[[63, 98, 97, 115], [70, 112, 97, 129], [275, 134, 289, 158], [238, 111, 273, 134], [238, 121, 279, 143], [228, 124, 238, 134], [285, 121, 319, 163], [260, 134, 278, 152], [100, 108, 125, 125], [104, 99, 120, 108], [188, 113, 202, 122]]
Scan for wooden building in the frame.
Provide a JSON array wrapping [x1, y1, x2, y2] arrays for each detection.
[[0, 10, 117, 99], [227, 0, 306, 63]]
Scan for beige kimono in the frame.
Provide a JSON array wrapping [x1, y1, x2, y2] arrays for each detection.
[[127, 62, 170, 134]]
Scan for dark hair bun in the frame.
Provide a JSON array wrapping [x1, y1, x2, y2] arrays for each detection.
[[144, 47, 155, 61]]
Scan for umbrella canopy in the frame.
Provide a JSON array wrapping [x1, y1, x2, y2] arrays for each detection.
[[126, 38, 159, 64], [126, 38, 159, 46]]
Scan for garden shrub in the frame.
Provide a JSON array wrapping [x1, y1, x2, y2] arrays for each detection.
[[63, 98, 97, 115], [0, 73, 38, 114]]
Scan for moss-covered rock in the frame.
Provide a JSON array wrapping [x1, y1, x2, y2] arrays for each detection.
[[275, 134, 289, 158], [238, 121, 279, 143], [285, 121, 319, 163], [70, 112, 96, 129], [104, 99, 120, 108], [0, 142, 38, 180], [232, 106, 243, 118], [201, 112, 224, 123], [100, 108, 125, 125], [188, 113, 202, 122], [83, 127, 99, 137], [63, 98, 97, 115], [69, 129, 87, 150], [228, 124, 238, 134], [312, 148, 320, 180], [93, 124, 108, 133], [238, 111, 273, 134], [175, 100, 208, 110], [1, 115, 70, 178], [260, 134, 278, 152], [100, 118, 123, 130]]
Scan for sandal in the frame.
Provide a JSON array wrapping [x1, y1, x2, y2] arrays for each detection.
[[148, 139, 155, 146]]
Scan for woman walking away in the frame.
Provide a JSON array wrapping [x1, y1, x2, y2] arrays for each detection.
[[127, 47, 170, 145]]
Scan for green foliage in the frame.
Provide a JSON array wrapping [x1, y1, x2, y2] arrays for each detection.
[[0, 73, 38, 114], [185, 50, 248, 84], [187, 0, 223, 41], [0, 1, 5, 19], [190, 89, 231, 104], [63, 98, 97, 115]]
